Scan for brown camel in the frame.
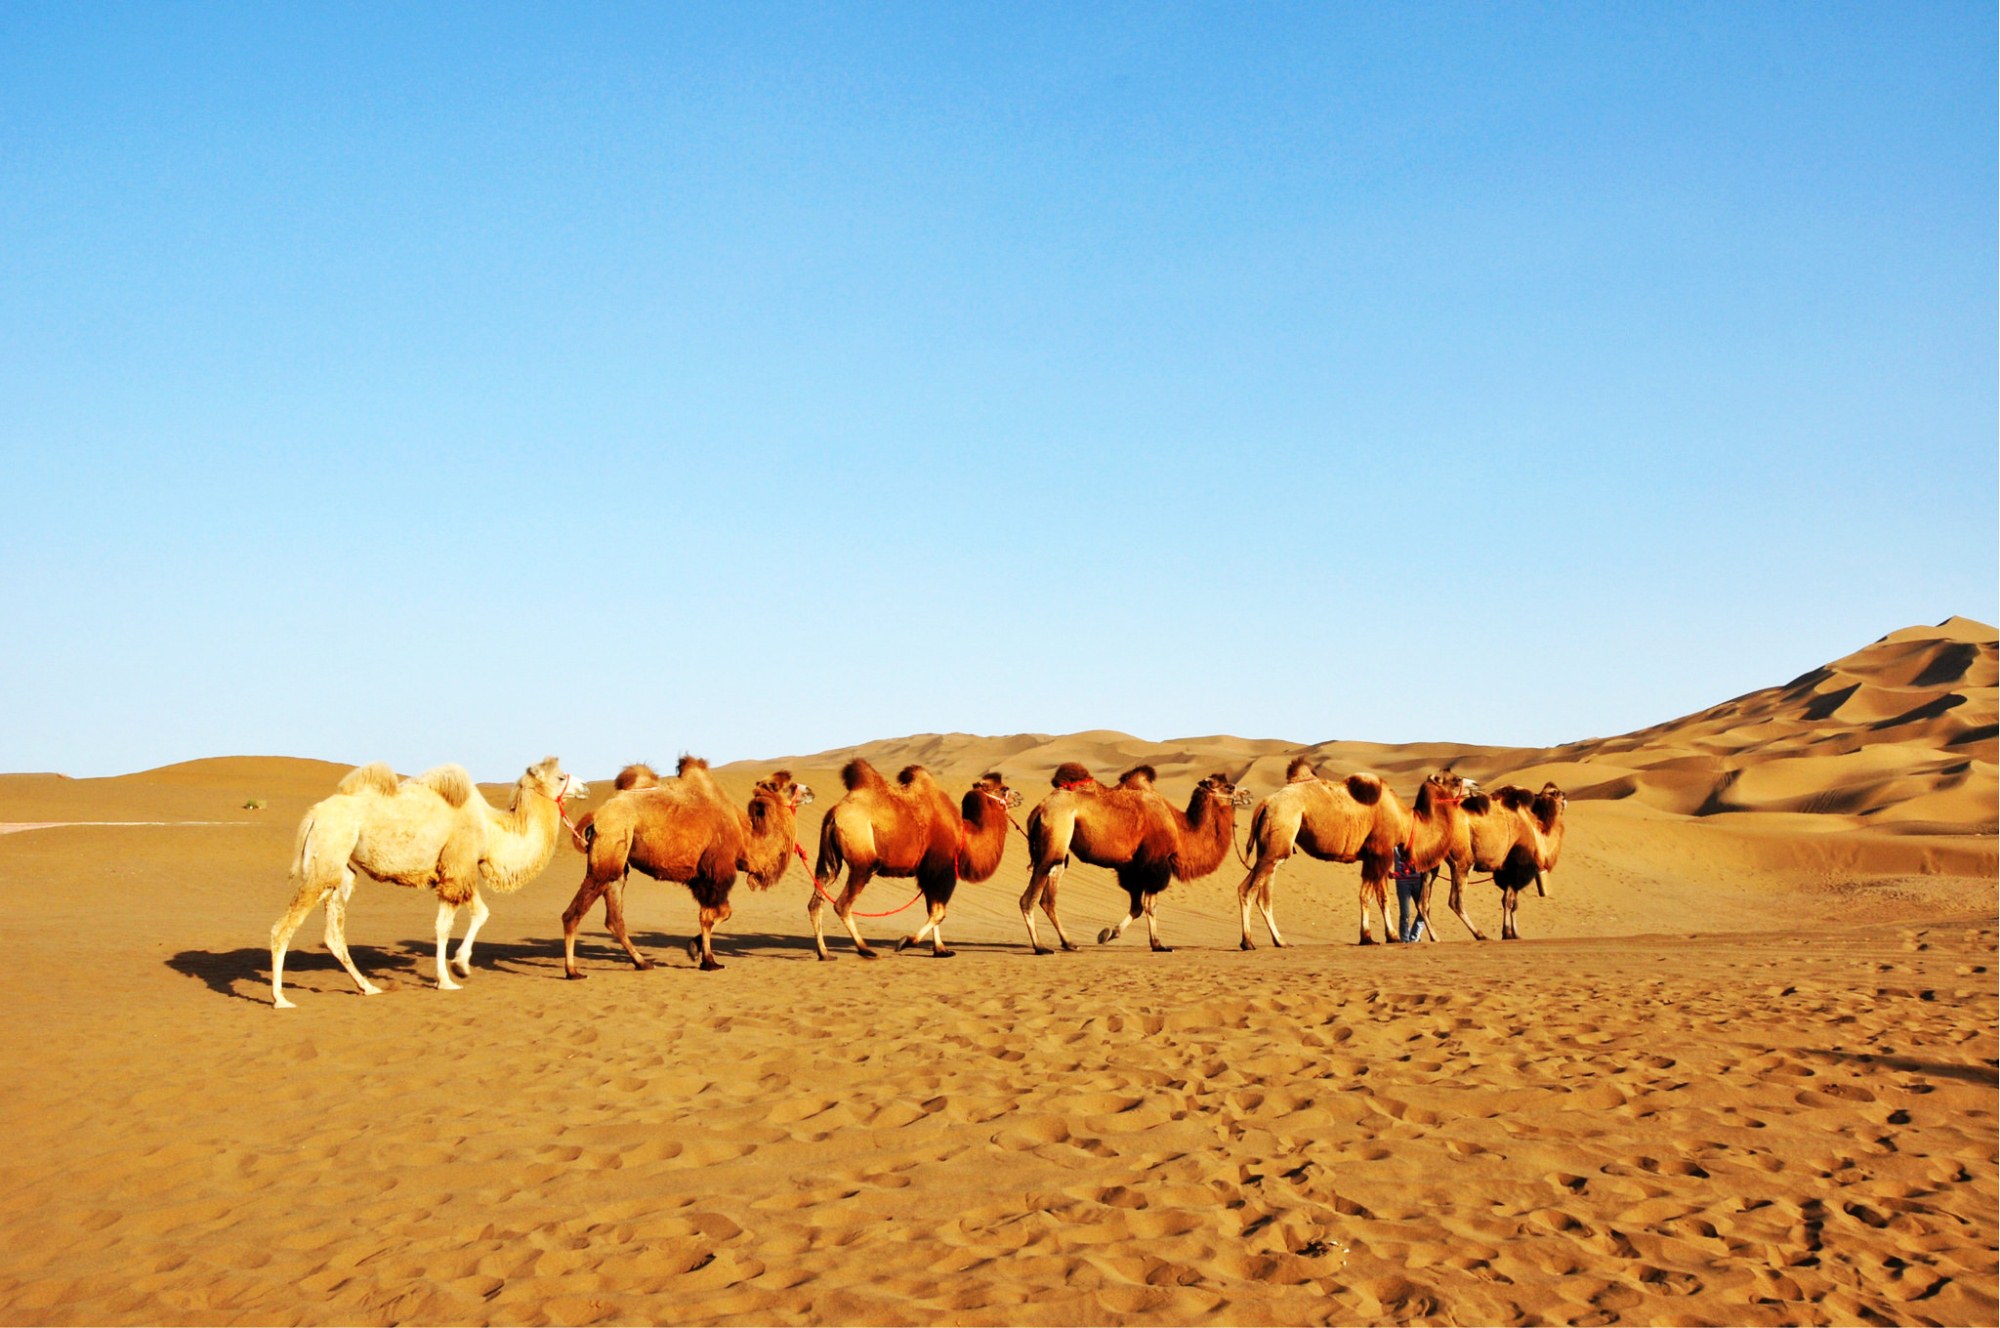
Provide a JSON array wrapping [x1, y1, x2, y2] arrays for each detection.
[[1234, 758, 1456, 947], [270, 756, 584, 1007], [1445, 782, 1568, 939], [809, 761, 1022, 960], [1017, 763, 1251, 954], [560, 757, 812, 975]]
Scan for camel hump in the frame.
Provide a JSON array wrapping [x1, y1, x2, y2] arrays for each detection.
[[897, 765, 937, 789], [841, 758, 888, 792], [335, 762, 400, 798], [1496, 785, 1536, 812], [1344, 773, 1383, 805], [414, 764, 475, 808], [1285, 757, 1317, 782], [1117, 764, 1157, 789], [1461, 792, 1492, 816], [1050, 762, 1095, 789], [615, 763, 659, 791], [676, 755, 710, 777]]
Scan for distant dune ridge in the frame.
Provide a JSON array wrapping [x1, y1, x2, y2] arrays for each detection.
[[774, 616, 1997, 857], [0, 620, 1994, 1325]]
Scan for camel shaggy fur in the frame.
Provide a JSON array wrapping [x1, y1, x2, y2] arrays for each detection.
[[269, 756, 583, 1007], [1234, 757, 1427, 947], [561, 757, 812, 975], [1018, 763, 1250, 954], [810, 761, 1022, 959]]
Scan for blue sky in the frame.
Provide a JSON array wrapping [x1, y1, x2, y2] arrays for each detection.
[[3, 2, 1993, 779]]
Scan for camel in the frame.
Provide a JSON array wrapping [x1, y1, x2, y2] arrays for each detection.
[[1018, 763, 1251, 955], [809, 761, 1022, 960], [1235, 758, 1471, 947], [560, 757, 812, 975], [1443, 782, 1568, 939], [270, 756, 584, 1008]]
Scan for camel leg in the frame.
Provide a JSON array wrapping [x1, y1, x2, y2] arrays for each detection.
[[270, 875, 339, 1009], [694, 905, 725, 971], [1439, 862, 1484, 942], [1236, 852, 1288, 950], [1141, 892, 1172, 953], [899, 900, 952, 956], [600, 878, 654, 970], [450, 891, 491, 977], [322, 871, 383, 997], [433, 898, 463, 990], [899, 901, 938, 953], [1042, 863, 1080, 952], [833, 868, 878, 959], [560, 874, 612, 979], [1098, 889, 1143, 946], [808, 878, 834, 961], [1357, 862, 1389, 945], [1020, 863, 1054, 954], [1501, 888, 1520, 940], [686, 900, 734, 968]]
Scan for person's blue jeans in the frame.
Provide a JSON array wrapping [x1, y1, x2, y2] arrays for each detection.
[[1395, 874, 1424, 942]]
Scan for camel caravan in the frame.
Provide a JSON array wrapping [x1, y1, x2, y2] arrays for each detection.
[[267, 752, 1567, 1006]]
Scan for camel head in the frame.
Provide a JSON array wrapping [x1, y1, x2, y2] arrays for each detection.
[[1196, 773, 1253, 809], [1421, 769, 1469, 805], [524, 756, 587, 804], [971, 771, 1024, 810], [754, 770, 814, 812]]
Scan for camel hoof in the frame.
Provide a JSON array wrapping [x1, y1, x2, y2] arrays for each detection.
[[816, 952, 836, 962], [564, 969, 588, 981], [933, 947, 955, 959], [700, 958, 724, 971], [450, 958, 472, 977], [1060, 941, 1078, 952], [855, 946, 878, 960], [1032, 945, 1054, 956], [1096, 928, 1116, 945], [633, 958, 656, 971], [273, 996, 296, 1010], [1240, 938, 1255, 951], [895, 936, 916, 953], [1151, 944, 1174, 954], [1356, 935, 1376, 947]]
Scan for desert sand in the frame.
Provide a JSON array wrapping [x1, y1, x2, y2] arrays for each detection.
[[0, 619, 1993, 1325]]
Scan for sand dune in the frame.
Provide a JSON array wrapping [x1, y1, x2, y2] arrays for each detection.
[[0, 620, 1992, 1324]]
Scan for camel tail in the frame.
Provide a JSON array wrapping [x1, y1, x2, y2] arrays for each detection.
[[288, 811, 319, 882], [813, 812, 844, 887], [1244, 803, 1268, 863]]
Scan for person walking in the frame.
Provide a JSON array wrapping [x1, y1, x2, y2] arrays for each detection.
[[1392, 844, 1427, 943]]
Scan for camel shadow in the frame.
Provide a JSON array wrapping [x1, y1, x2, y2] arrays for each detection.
[[1806, 1048, 1998, 1086], [167, 944, 421, 1004]]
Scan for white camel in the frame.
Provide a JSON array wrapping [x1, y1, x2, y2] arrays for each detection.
[[269, 756, 584, 1007]]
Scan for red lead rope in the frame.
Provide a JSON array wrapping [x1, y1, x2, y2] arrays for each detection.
[[792, 839, 923, 918]]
